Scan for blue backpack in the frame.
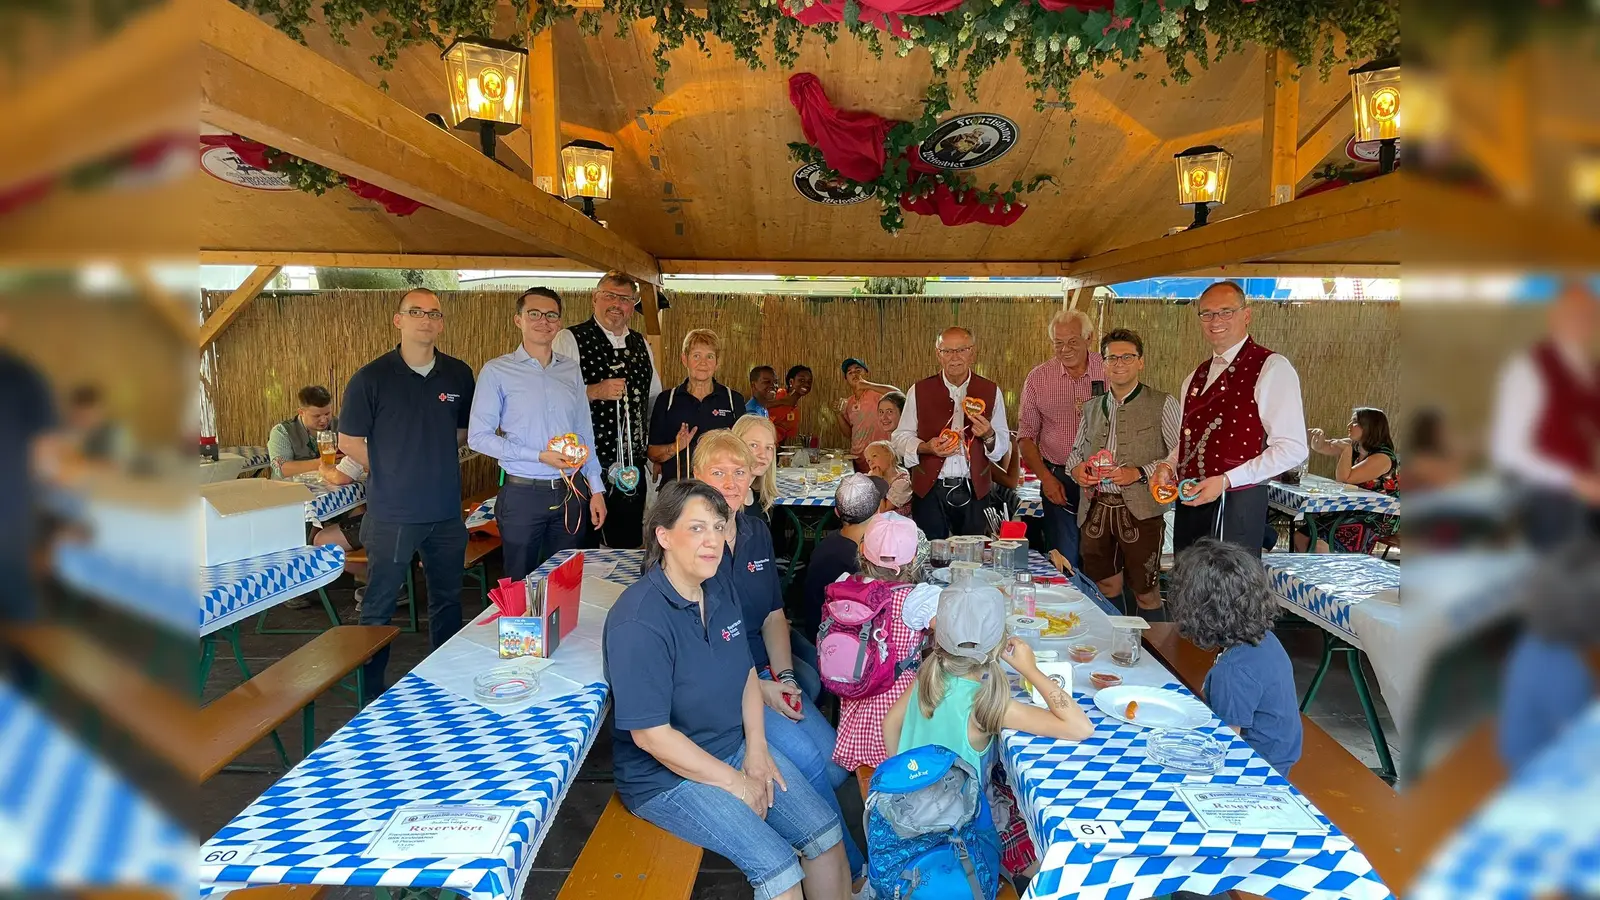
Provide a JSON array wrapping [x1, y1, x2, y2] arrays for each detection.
[[865, 745, 1003, 900]]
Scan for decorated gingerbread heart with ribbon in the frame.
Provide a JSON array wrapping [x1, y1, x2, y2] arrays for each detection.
[[1085, 448, 1118, 480], [547, 433, 590, 469], [961, 396, 986, 418], [1149, 461, 1179, 504]]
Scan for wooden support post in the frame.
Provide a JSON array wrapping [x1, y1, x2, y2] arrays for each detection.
[[525, 21, 562, 195], [1265, 49, 1300, 206], [1296, 93, 1352, 185], [128, 266, 196, 339], [640, 282, 663, 360], [198, 265, 279, 351], [1067, 286, 1089, 311]]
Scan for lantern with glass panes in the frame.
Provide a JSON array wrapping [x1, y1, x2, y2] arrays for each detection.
[[1351, 58, 1401, 174], [561, 140, 614, 220], [442, 37, 529, 161], [1174, 145, 1232, 228]]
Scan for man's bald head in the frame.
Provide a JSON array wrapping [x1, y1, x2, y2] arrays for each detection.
[[1550, 278, 1598, 347], [1199, 281, 1246, 305], [1195, 280, 1252, 352], [393, 287, 444, 346]]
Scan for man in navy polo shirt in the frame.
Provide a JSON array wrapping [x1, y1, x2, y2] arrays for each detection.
[[339, 288, 476, 700]]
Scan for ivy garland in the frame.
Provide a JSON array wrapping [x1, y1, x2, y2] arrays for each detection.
[[260, 147, 346, 194], [236, 0, 1397, 107], [786, 81, 1052, 233]]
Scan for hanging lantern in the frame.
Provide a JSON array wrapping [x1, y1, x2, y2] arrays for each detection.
[[1574, 152, 1600, 226], [561, 139, 615, 220], [1174, 145, 1232, 228], [442, 37, 529, 159], [1351, 57, 1401, 174]]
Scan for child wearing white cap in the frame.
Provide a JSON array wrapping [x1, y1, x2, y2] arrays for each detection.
[[882, 583, 1095, 778]]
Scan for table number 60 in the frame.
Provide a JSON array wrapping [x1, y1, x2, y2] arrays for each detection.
[[200, 842, 259, 866]]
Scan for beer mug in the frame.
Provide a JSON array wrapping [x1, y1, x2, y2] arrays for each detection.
[[316, 430, 337, 466]]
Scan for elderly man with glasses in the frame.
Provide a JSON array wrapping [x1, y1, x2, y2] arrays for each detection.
[[1064, 329, 1180, 613], [890, 326, 1010, 538], [1017, 309, 1106, 569], [553, 271, 663, 549], [339, 288, 476, 702], [1165, 281, 1307, 557]]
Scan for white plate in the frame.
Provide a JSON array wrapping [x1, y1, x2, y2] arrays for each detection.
[[1094, 685, 1210, 730], [1032, 585, 1088, 609]]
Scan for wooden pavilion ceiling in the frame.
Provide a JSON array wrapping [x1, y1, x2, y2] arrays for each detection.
[[204, 10, 1363, 266]]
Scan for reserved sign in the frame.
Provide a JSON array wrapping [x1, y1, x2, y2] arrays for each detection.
[[366, 804, 519, 858]]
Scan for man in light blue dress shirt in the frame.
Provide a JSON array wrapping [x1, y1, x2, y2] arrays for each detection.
[[468, 288, 607, 580]]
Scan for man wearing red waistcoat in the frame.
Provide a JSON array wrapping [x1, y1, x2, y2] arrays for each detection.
[[1489, 280, 1600, 546], [1169, 282, 1308, 557], [890, 326, 1011, 538]]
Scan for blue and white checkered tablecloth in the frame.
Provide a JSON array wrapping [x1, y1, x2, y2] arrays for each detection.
[[53, 542, 193, 634], [1263, 553, 1400, 648], [1410, 702, 1600, 900], [1008, 552, 1392, 900], [1006, 686, 1391, 900], [0, 682, 193, 895], [773, 473, 1042, 517], [1268, 476, 1399, 518], [199, 548, 644, 900], [221, 445, 272, 474], [466, 496, 497, 529], [303, 480, 365, 525], [201, 545, 346, 636]]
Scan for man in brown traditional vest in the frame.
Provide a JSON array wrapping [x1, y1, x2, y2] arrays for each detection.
[[890, 326, 1011, 538], [1489, 279, 1600, 546], [1067, 329, 1180, 612], [1169, 282, 1308, 557]]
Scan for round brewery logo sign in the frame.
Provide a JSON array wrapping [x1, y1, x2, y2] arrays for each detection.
[[1345, 136, 1402, 165], [200, 144, 295, 191], [917, 114, 1018, 170], [793, 163, 871, 205]]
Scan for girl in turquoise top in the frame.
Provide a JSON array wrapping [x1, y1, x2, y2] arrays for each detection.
[[881, 584, 1094, 776]]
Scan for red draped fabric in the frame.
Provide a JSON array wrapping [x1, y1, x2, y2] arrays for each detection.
[[788, 73, 1027, 228]]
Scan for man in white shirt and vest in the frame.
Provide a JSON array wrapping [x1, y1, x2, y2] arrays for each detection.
[[552, 271, 662, 549], [1169, 281, 1308, 557], [890, 326, 1011, 538]]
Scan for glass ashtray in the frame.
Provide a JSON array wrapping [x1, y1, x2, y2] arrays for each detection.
[[1144, 728, 1224, 774], [474, 663, 542, 704]]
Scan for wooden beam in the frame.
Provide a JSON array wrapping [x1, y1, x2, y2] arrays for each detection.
[[525, 23, 562, 195], [1066, 286, 1090, 310], [1296, 93, 1352, 184], [657, 259, 1070, 277], [199, 250, 592, 270], [198, 0, 659, 282], [1402, 176, 1600, 269], [1264, 50, 1300, 205], [127, 266, 197, 339], [1177, 263, 1399, 279], [0, 0, 194, 189], [1061, 176, 1400, 289], [198, 265, 280, 350]]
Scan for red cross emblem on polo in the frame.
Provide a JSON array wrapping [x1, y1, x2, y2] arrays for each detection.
[[438, 392, 447, 401], [747, 561, 758, 573]]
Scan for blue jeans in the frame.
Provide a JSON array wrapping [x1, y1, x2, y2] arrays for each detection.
[[1040, 467, 1081, 570], [788, 628, 822, 703], [358, 515, 469, 701], [760, 670, 864, 879], [633, 743, 842, 900]]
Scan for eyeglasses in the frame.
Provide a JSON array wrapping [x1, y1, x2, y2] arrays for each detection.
[[596, 290, 636, 304], [401, 308, 445, 320], [1196, 307, 1243, 322], [520, 310, 562, 323], [938, 346, 974, 356], [1105, 353, 1141, 363], [1051, 339, 1085, 350]]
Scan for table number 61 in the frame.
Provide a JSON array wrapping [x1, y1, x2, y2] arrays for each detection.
[[1064, 820, 1124, 841]]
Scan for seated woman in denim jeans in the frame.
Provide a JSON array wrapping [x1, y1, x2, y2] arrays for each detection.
[[602, 480, 852, 900]]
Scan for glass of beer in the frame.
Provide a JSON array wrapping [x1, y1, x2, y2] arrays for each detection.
[[317, 430, 337, 466]]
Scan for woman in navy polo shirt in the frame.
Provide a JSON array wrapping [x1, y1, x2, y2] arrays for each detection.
[[603, 480, 850, 900], [692, 431, 866, 883]]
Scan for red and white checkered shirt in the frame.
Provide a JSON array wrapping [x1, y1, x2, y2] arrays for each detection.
[[1017, 353, 1106, 466], [833, 583, 926, 771]]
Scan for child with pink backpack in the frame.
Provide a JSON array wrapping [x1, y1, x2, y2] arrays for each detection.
[[823, 513, 943, 772]]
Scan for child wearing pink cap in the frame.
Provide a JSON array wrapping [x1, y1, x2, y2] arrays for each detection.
[[831, 513, 940, 773]]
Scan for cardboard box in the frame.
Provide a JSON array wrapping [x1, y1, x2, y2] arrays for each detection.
[[198, 480, 313, 566], [199, 453, 248, 483]]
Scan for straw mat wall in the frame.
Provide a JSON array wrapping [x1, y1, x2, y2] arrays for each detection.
[[203, 291, 1399, 495]]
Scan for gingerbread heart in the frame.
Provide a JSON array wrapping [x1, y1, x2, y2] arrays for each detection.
[[962, 396, 986, 418]]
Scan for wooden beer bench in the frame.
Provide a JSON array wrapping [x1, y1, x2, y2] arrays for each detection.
[[555, 794, 704, 900]]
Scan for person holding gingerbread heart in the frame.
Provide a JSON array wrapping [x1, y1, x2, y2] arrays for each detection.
[[1064, 329, 1180, 614], [469, 287, 607, 581], [890, 325, 1011, 538]]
